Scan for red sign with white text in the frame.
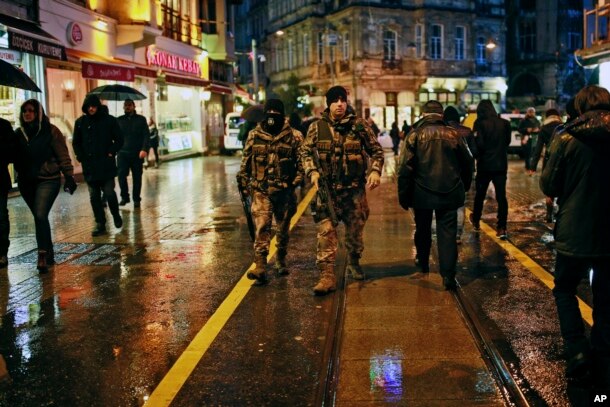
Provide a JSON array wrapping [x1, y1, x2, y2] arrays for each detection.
[[82, 61, 135, 82], [145, 47, 202, 77]]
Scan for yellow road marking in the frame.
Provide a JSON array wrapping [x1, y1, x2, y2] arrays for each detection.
[[466, 209, 593, 326], [145, 187, 317, 406]]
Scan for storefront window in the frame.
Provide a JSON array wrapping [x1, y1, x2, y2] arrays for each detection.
[[157, 84, 202, 155]]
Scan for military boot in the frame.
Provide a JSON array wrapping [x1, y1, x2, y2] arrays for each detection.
[[275, 250, 289, 276], [346, 256, 365, 280], [247, 257, 268, 284], [313, 264, 337, 296]]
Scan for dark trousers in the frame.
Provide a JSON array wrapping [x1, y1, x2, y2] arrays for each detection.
[[18, 179, 60, 255], [472, 171, 508, 228], [117, 152, 143, 202], [0, 188, 9, 256], [87, 178, 120, 225], [413, 208, 458, 278], [150, 146, 159, 163], [553, 254, 610, 357]]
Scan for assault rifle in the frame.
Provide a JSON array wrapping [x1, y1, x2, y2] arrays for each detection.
[[238, 183, 256, 241], [311, 147, 339, 227]]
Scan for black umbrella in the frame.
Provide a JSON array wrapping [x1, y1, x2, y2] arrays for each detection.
[[0, 59, 41, 92], [87, 84, 146, 101], [241, 104, 264, 122]]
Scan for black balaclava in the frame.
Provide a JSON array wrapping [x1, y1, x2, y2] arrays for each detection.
[[262, 98, 285, 135]]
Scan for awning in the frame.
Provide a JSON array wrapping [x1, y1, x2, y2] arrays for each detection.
[[66, 49, 157, 81], [165, 74, 209, 88], [0, 14, 66, 60], [210, 83, 233, 95]]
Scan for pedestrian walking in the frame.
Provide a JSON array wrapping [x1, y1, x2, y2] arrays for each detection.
[[389, 121, 400, 155], [529, 108, 563, 222], [518, 107, 541, 172], [397, 101, 473, 290], [540, 85, 610, 390], [117, 99, 149, 208], [73, 95, 124, 237], [148, 118, 160, 168], [400, 120, 411, 139], [14, 99, 76, 272], [236, 99, 304, 284], [469, 99, 511, 239], [0, 118, 15, 268], [443, 106, 477, 244], [300, 86, 384, 295]]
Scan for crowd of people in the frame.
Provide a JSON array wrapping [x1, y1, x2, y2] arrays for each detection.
[[0, 83, 608, 390], [237, 84, 609, 390], [0, 95, 155, 270]]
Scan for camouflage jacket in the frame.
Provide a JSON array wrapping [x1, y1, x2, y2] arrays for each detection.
[[237, 122, 304, 194], [300, 111, 384, 190]]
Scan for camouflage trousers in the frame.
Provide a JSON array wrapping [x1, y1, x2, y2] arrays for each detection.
[[252, 189, 297, 258], [314, 187, 369, 267]]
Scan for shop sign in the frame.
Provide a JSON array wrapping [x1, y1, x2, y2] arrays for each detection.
[[145, 47, 201, 77], [82, 60, 135, 82], [8, 31, 66, 61], [67, 22, 83, 46], [0, 49, 21, 65]]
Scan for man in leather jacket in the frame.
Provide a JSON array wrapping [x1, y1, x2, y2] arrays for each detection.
[[397, 100, 473, 290], [300, 86, 384, 295], [237, 99, 304, 284], [541, 85, 610, 389]]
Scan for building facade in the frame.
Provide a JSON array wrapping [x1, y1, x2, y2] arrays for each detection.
[[575, 0, 610, 90], [237, 0, 508, 129], [506, 0, 584, 110]]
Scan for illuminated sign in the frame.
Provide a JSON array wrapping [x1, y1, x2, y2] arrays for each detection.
[[67, 22, 83, 46], [82, 61, 135, 82], [145, 47, 201, 77], [8, 31, 66, 61]]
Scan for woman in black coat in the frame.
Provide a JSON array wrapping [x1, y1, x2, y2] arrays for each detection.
[[14, 99, 76, 272], [72, 95, 124, 237]]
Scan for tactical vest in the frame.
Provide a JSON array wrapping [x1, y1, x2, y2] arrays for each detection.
[[251, 130, 297, 192], [316, 120, 366, 189]]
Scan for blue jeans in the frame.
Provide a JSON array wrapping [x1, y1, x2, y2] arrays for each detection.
[[18, 179, 60, 254], [0, 188, 8, 256], [553, 254, 610, 357]]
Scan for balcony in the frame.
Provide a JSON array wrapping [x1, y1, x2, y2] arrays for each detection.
[[160, 5, 201, 47], [381, 58, 402, 74]]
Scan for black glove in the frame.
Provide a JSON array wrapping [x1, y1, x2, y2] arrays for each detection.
[[63, 175, 77, 195]]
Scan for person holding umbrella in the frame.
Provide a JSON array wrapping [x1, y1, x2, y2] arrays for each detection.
[[14, 99, 76, 272], [0, 117, 15, 268], [73, 95, 124, 237], [117, 99, 149, 208]]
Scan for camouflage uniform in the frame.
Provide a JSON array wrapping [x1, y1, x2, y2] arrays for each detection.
[[237, 122, 303, 281], [300, 110, 384, 292]]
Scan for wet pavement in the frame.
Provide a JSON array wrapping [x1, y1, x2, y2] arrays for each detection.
[[0, 154, 603, 406]]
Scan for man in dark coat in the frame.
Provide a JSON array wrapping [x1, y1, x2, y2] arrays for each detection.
[[0, 118, 15, 267], [397, 100, 473, 290], [541, 85, 610, 390], [444, 106, 476, 244], [469, 100, 511, 239], [73, 95, 124, 236], [117, 99, 149, 208]]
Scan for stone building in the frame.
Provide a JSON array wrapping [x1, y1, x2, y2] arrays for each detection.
[[236, 0, 507, 129]]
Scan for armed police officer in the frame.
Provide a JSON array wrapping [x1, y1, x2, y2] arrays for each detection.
[[237, 99, 304, 284], [300, 86, 384, 295]]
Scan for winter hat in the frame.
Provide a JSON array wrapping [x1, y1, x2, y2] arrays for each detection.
[[545, 108, 560, 118], [422, 100, 444, 115], [81, 95, 102, 114], [326, 86, 348, 106], [264, 98, 285, 115]]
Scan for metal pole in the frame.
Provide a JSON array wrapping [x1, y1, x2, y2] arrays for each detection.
[[252, 39, 260, 103]]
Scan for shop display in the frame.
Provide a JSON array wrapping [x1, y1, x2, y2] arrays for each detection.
[[159, 115, 195, 154]]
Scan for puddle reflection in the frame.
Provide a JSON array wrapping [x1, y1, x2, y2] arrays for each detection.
[[369, 350, 403, 402]]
